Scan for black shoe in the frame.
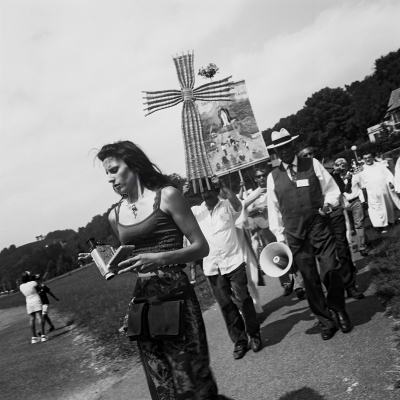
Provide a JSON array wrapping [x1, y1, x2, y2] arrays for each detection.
[[48, 326, 55, 333], [233, 344, 248, 360], [249, 334, 263, 352], [295, 288, 306, 300], [360, 249, 368, 257], [321, 326, 338, 340], [282, 283, 293, 297], [347, 287, 365, 300], [333, 310, 352, 333]]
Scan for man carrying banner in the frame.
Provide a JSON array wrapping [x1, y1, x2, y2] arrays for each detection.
[[185, 176, 262, 360], [266, 129, 351, 341]]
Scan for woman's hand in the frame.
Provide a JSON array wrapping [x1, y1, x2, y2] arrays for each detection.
[[117, 253, 164, 274], [78, 253, 93, 262]]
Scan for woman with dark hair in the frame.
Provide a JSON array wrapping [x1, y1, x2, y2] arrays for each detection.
[[80, 141, 218, 399], [19, 271, 46, 343]]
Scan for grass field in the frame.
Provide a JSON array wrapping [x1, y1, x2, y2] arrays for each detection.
[[367, 221, 400, 389], [0, 263, 215, 361]]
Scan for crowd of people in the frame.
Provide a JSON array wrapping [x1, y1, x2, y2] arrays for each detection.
[[30, 133, 397, 400]]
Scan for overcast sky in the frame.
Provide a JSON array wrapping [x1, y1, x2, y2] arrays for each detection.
[[1, 0, 399, 250]]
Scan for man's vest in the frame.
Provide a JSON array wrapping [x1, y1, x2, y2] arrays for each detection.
[[271, 157, 324, 240]]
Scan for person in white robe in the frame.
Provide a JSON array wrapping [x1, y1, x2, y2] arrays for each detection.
[[353, 153, 400, 230], [395, 157, 400, 194]]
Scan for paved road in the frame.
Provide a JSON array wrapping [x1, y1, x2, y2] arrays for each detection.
[[96, 254, 397, 400]]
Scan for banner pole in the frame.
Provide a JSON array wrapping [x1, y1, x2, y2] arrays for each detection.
[[238, 169, 246, 192], [245, 168, 256, 189]]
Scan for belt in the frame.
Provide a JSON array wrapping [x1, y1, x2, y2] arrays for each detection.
[[348, 197, 360, 204]]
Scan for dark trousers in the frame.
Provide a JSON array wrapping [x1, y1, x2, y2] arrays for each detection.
[[329, 211, 357, 290], [207, 263, 260, 346], [287, 216, 346, 330]]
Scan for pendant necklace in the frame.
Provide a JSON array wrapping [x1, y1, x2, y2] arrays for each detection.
[[127, 189, 146, 218]]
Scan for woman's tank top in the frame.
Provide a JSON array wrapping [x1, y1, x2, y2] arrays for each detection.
[[114, 187, 184, 256]]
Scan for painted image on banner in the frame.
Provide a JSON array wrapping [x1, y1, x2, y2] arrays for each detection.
[[197, 80, 269, 175]]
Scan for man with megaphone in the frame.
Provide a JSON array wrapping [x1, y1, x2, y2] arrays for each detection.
[[266, 128, 351, 341]]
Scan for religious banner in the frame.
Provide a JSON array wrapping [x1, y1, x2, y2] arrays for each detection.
[[142, 51, 234, 193], [197, 80, 269, 175]]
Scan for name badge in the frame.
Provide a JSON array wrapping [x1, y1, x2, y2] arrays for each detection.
[[220, 213, 230, 221], [296, 179, 309, 187]]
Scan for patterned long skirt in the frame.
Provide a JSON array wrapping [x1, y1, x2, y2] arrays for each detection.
[[125, 271, 218, 400]]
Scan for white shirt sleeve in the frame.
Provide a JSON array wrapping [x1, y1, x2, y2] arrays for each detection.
[[266, 173, 286, 242], [312, 159, 340, 207], [343, 174, 364, 202], [191, 205, 200, 217], [222, 199, 240, 221]]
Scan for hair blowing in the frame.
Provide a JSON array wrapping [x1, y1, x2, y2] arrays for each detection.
[[97, 141, 170, 191]]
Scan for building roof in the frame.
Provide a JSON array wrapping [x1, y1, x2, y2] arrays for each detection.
[[387, 88, 400, 112]]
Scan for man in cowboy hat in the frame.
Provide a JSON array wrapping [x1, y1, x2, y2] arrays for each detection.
[[266, 128, 351, 340]]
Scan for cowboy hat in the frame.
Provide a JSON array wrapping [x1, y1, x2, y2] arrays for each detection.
[[266, 128, 298, 149]]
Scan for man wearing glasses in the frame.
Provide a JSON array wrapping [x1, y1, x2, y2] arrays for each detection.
[[247, 166, 306, 299]]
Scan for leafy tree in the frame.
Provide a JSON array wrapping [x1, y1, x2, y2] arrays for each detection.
[[263, 48, 400, 161]]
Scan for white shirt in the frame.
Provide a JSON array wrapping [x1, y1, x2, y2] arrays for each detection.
[[266, 156, 340, 242], [20, 281, 41, 305], [343, 173, 365, 202], [191, 199, 244, 276], [247, 192, 269, 229]]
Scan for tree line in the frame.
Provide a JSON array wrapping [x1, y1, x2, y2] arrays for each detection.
[[262, 48, 400, 161]]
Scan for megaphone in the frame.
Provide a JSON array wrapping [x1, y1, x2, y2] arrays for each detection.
[[259, 242, 293, 277]]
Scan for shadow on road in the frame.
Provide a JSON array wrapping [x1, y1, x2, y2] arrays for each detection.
[[257, 292, 307, 324], [278, 386, 326, 399], [259, 255, 383, 345], [261, 308, 316, 346], [46, 322, 85, 340], [257, 289, 316, 346]]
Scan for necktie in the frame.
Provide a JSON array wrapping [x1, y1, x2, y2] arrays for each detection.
[[288, 164, 297, 183]]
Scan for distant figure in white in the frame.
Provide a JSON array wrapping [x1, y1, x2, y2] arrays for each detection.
[[353, 152, 400, 232], [395, 157, 400, 195], [19, 271, 47, 344]]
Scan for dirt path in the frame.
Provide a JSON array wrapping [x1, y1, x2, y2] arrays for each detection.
[[0, 306, 141, 400], [95, 255, 398, 400], [1, 253, 397, 399]]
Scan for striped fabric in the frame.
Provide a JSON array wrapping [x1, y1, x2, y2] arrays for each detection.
[[142, 52, 233, 192]]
